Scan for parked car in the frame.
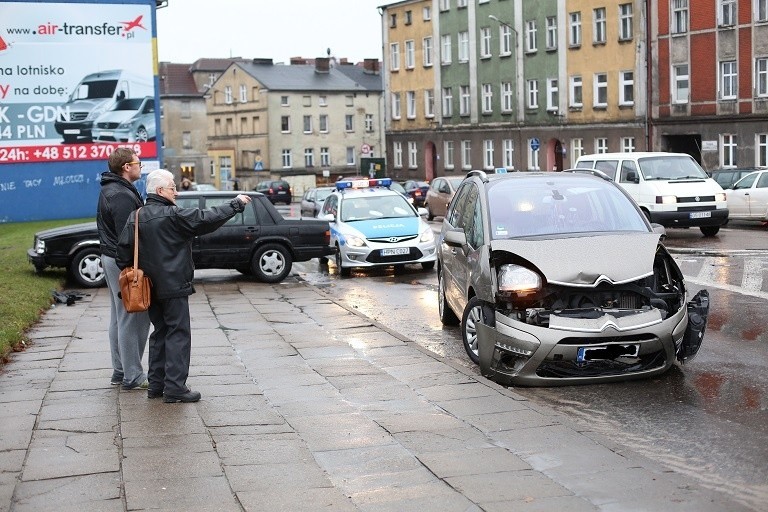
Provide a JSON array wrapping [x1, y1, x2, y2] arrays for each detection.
[[254, 180, 292, 205], [710, 167, 760, 190], [300, 186, 334, 218], [91, 96, 156, 143], [191, 183, 218, 191], [319, 178, 436, 276], [28, 191, 336, 287], [724, 169, 768, 222], [387, 180, 413, 203], [402, 180, 430, 207], [425, 176, 464, 220], [437, 170, 709, 386]]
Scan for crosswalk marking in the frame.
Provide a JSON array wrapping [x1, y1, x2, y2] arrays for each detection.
[[675, 255, 768, 300]]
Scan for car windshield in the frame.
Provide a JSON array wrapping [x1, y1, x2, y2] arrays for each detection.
[[388, 182, 406, 194], [316, 188, 334, 201], [487, 176, 648, 239], [448, 177, 464, 189], [639, 156, 708, 180], [341, 194, 415, 222], [113, 98, 145, 111]]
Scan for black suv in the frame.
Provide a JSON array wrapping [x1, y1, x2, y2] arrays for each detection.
[[255, 180, 292, 205], [28, 191, 335, 288]]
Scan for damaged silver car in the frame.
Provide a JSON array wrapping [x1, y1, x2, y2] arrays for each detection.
[[437, 170, 709, 386]]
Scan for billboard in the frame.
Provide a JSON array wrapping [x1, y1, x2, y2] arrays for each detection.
[[0, 0, 160, 222]]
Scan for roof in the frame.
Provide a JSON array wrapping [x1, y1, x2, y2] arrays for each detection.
[[158, 62, 200, 97], [577, 152, 694, 159], [236, 62, 382, 93], [189, 58, 249, 72]]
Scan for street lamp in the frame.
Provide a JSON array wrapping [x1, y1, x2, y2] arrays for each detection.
[[488, 15, 519, 46]]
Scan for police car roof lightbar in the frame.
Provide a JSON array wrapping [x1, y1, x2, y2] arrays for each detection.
[[335, 177, 393, 191]]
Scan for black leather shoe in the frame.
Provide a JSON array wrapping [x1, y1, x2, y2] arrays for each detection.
[[163, 390, 201, 403], [147, 389, 163, 399]]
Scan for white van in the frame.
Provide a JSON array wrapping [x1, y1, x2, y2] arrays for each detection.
[[574, 152, 728, 236], [54, 69, 154, 143]]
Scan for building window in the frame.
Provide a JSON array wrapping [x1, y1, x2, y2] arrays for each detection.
[[389, 13, 397, 28], [320, 147, 330, 167], [527, 140, 540, 170], [595, 137, 608, 153], [394, 141, 403, 168], [594, 73, 608, 107], [423, 5, 432, 20], [345, 114, 354, 132], [458, 31, 469, 62], [439, 0, 449, 11], [281, 115, 290, 133], [720, 60, 737, 99], [214, 118, 221, 136], [569, 12, 582, 46], [319, 114, 329, 133], [480, 27, 492, 58], [302, 95, 311, 107], [757, 134, 768, 167], [405, 40, 415, 69], [425, 89, 435, 117], [303, 115, 312, 133], [483, 140, 495, 169], [281, 95, 289, 106], [391, 92, 401, 119], [720, 0, 736, 26], [182, 131, 191, 149], [757, 0, 768, 22], [346, 147, 355, 166], [442, 87, 453, 116], [319, 95, 327, 106], [181, 100, 190, 119], [345, 95, 354, 107], [593, 8, 607, 43], [224, 86, 232, 104], [502, 82, 514, 112], [571, 138, 584, 162], [621, 137, 635, 152], [672, 0, 688, 33], [756, 58, 768, 97], [503, 139, 514, 168], [460, 85, 470, 115], [461, 140, 471, 169], [619, 4, 633, 40], [721, 134, 737, 167], [457, 0, 467, 7], [619, 71, 634, 105], [408, 141, 418, 168], [390, 43, 400, 71], [570, 75, 583, 107], [305, 148, 314, 168], [546, 79, 559, 111], [482, 84, 493, 113], [405, 10, 412, 25], [238, 84, 247, 103], [526, 20, 537, 52], [546, 17, 557, 50], [281, 149, 292, 168], [444, 140, 455, 169], [365, 114, 374, 132], [673, 64, 690, 103], [441, 35, 452, 64], [423, 37, 433, 66], [500, 25, 513, 55], [407, 91, 416, 119], [225, 118, 233, 135], [527, 80, 539, 108]]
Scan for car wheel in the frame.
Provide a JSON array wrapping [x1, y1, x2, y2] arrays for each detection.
[[251, 243, 292, 283], [422, 261, 435, 271], [135, 126, 149, 142], [461, 296, 484, 364], [438, 269, 459, 326], [700, 225, 720, 237], [70, 248, 105, 288], [335, 246, 350, 276], [426, 204, 435, 221]]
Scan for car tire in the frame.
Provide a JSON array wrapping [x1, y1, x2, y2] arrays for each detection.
[[461, 296, 484, 364], [438, 269, 459, 326], [135, 126, 149, 142], [70, 248, 106, 288], [426, 204, 435, 221], [335, 247, 350, 277], [422, 261, 435, 271], [700, 225, 720, 237], [251, 243, 292, 283]]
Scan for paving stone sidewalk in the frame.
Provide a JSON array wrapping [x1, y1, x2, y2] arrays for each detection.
[[0, 277, 753, 512]]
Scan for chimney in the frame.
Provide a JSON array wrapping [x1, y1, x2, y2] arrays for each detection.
[[363, 59, 380, 74], [251, 58, 273, 65], [315, 57, 330, 73]]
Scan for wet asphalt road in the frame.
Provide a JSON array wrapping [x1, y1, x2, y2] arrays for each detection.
[[289, 215, 768, 511]]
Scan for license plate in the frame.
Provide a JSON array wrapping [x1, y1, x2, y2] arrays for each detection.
[[381, 247, 409, 256], [63, 129, 80, 134], [577, 344, 639, 362], [689, 211, 711, 219], [100, 131, 113, 136]]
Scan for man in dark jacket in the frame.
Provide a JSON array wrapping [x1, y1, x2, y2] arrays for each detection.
[[97, 148, 151, 390], [116, 169, 252, 403]]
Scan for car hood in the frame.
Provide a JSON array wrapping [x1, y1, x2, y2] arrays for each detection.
[[646, 178, 723, 194], [95, 110, 137, 123], [343, 217, 422, 238], [36, 222, 98, 240], [489, 232, 661, 286]]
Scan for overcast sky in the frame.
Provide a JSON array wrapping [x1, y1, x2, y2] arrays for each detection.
[[156, 0, 391, 64]]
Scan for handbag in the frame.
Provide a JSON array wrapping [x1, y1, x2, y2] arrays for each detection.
[[118, 208, 152, 312]]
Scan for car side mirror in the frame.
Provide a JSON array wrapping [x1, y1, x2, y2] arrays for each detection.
[[444, 228, 467, 247], [626, 171, 639, 184], [321, 213, 335, 222]]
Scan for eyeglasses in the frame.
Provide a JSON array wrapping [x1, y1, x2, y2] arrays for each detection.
[[160, 184, 177, 192], [127, 161, 144, 169]]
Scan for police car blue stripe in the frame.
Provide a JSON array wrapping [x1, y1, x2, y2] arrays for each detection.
[[348, 218, 421, 238]]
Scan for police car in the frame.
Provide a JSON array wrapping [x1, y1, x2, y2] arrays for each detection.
[[319, 178, 437, 276]]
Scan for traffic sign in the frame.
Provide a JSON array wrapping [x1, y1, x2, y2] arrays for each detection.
[[530, 138, 540, 151], [361, 143, 371, 155]]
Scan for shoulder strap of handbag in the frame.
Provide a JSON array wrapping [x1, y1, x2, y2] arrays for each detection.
[[132, 207, 142, 282]]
